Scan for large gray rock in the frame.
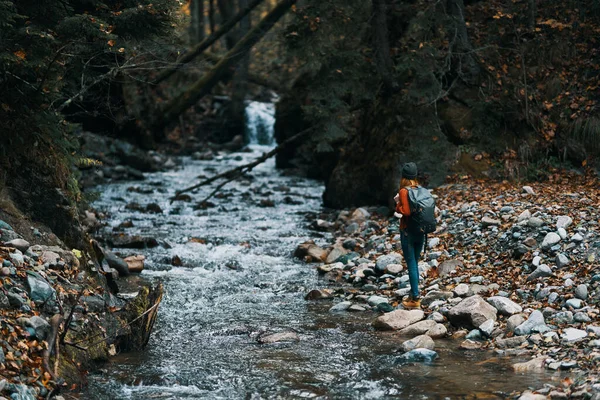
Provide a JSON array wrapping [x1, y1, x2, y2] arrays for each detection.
[[26, 273, 56, 303], [397, 348, 439, 364], [398, 320, 437, 337], [105, 250, 130, 276], [507, 314, 525, 333], [514, 310, 546, 335], [486, 296, 522, 316], [375, 253, 403, 273], [555, 253, 570, 268], [421, 291, 454, 307], [22, 316, 50, 340], [401, 335, 435, 352], [561, 328, 587, 342], [437, 259, 463, 276], [574, 284, 588, 300], [448, 295, 497, 329], [372, 309, 425, 331], [5, 239, 30, 253]]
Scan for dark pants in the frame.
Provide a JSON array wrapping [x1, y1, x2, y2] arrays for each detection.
[[400, 230, 425, 299]]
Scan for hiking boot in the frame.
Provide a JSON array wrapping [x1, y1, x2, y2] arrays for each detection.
[[402, 297, 421, 309]]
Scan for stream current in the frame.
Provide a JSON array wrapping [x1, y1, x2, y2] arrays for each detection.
[[83, 103, 556, 399]]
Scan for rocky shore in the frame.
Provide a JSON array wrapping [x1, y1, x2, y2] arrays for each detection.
[[0, 217, 162, 399], [299, 173, 600, 399]]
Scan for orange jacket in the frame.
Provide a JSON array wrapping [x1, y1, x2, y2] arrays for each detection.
[[395, 187, 412, 230]]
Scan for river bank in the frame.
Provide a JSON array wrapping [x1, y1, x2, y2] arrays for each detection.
[[299, 173, 600, 399]]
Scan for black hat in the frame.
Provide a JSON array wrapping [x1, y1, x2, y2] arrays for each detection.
[[402, 162, 418, 179]]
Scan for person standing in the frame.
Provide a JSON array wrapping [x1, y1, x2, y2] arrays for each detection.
[[394, 162, 431, 309]]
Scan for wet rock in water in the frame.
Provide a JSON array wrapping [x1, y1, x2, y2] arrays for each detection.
[[561, 328, 587, 342], [5, 239, 30, 252], [396, 348, 438, 364], [145, 203, 163, 213], [574, 284, 588, 300], [447, 295, 497, 329], [105, 250, 130, 276], [124, 255, 145, 273], [259, 199, 275, 207], [512, 357, 546, 373], [514, 310, 546, 336], [258, 331, 300, 344], [556, 216, 573, 230], [26, 273, 56, 303], [305, 289, 333, 300], [401, 335, 435, 352], [541, 233, 561, 249], [294, 241, 327, 262], [329, 301, 353, 312], [110, 234, 159, 249], [171, 255, 183, 266], [437, 259, 463, 276], [349, 304, 368, 312], [526, 265, 553, 281], [459, 339, 483, 350], [172, 193, 192, 202], [486, 296, 523, 316], [311, 219, 335, 232], [375, 252, 402, 273], [427, 323, 447, 339], [372, 309, 425, 331]]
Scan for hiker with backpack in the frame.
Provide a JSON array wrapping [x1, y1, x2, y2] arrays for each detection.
[[394, 162, 437, 309]]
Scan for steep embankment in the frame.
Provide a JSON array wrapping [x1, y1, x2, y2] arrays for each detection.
[[298, 173, 600, 398]]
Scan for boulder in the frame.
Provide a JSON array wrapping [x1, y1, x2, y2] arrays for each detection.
[[401, 335, 435, 352], [375, 253, 403, 273], [372, 309, 425, 331], [294, 241, 328, 262], [448, 295, 497, 329], [105, 251, 130, 276], [486, 296, 523, 316], [26, 273, 56, 303], [5, 239, 30, 253], [398, 320, 437, 337], [21, 316, 50, 340]]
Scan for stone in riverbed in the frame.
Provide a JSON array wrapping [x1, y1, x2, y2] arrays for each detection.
[[372, 309, 425, 331], [401, 335, 435, 352], [421, 291, 454, 307], [459, 339, 482, 350], [294, 241, 327, 262], [385, 264, 403, 275], [514, 310, 546, 336], [528, 217, 544, 228], [479, 319, 495, 337], [26, 273, 56, 303], [526, 265, 552, 281], [437, 259, 463, 277], [566, 298, 583, 309], [0, 292, 10, 309], [556, 216, 573, 230], [329, 301, 352, 312], [486, 296, 522, 316], [9, 252, 24, 267], [518, 391, 547, 400], [447, 295, 497, 329], [5, 239, 30, 252], [512, 357, 546, 373], [453, 283, 469, 297], [110, 234, 159, 249], [375, 253, 402, 273], [574, 284, 588, 300], [541, 233, 561, 249], [555, 253, 570, 268], [398, 320, 436, 337], [561, 328, 587, 342], [481, 216, 501, 227], [104, 250, 130, 276], [518, 210, 531, 222], [305, 289, 333, 300], [20, 316, 50, 340], [258, 331, 299, 344], [396, 348, 438, 364], [496, 336, 527, 349]]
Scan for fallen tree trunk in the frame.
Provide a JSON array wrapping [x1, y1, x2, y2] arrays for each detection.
[[43, 314, 64, 382], [152, 0, 265, 85], [155, 0, 296, 134], [203, 52, 282, 91], [171, 125, 316, 199]]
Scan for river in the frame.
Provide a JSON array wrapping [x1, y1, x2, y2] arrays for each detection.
[[83, 102, 555, 399]]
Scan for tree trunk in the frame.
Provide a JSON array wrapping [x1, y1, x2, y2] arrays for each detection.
[[217, 0, 238, 49], [371, 0, 394, 92], [209, 0, 216, 34], [527, 0, 536, 29], [227, 0, 251, 141], [447, 0, 479, 82], [153, 0, 264, 85], [189, 0, 205, 43], [154, 0, 297, 135]]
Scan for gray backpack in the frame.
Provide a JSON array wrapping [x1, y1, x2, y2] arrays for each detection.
[[406, 186, 436, 235]]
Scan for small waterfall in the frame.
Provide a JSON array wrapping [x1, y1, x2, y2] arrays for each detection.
[[244, 101, 275, 145]]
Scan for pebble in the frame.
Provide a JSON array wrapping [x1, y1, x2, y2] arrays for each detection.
[[555, 253, 570, 268], [556, 216, 573, 230], [557, 228, 568, 240], [514, 310, 546, 336], [453, 283, 469, 297], [571, 233, 584, 242], [541, 232, 561, 249], [574, 284, 588, 300], [561, 328, 587, 342], [566, 298, 583, 309], [527, 265, 553, 281], [329, 301, 353, 312]]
